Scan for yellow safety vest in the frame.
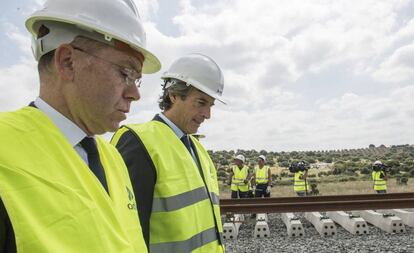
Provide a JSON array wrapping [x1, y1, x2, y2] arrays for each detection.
[[255, 166, 269, 184], [231, 165, 249, 192], [112, 122, 224, 253], [294, 171, 309, 193], [0, 107, 146, 252], [372, 171, 387, 191]]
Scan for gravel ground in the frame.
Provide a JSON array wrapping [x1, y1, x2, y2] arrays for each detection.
[[223, 213, 414, 253]]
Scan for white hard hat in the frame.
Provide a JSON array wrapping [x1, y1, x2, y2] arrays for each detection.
[[25, 0, 161, 74], [374, 160, 383, 165], [234, 154, 245, 163], [161, 53, 226, 104], [258, 155, 266, 162]]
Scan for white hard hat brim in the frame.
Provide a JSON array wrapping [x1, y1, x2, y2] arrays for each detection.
[[162, 73, 227, 104]]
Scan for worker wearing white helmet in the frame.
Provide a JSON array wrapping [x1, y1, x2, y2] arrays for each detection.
[[0, 0, 160, 252], [253, 155, 272, 198], [228, 154, 252, 199], [111, 54, 225, 252], [372, 160, 388, 193]]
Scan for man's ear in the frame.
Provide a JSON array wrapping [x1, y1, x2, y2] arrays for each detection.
[[54, 44, 75, 81], [169, 94, 177, 104]]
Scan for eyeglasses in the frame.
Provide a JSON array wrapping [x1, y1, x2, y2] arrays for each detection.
[[73, 47, 142, 87]]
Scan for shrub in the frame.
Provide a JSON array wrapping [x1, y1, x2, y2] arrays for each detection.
[[217, 170, 227, 178], [360, 167, 371, 175], [389, 167, 400, 176], [338, 177, 349, 182], [318, 171, 327, 177], [399, 177, 409, 185], [280, 172, 289, 178]]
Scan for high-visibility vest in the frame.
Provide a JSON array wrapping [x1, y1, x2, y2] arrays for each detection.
[[255, 166, 269, 184], [372, 171, 387, 191], [112, 122, 224, 253], [294, 171, 309, 193], [0, 107, 146, 253], [231, 165, 249, 192]]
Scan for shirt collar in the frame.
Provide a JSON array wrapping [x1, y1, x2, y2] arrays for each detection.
[[157, 112, 185, 139], [34, 97, 88, 147]]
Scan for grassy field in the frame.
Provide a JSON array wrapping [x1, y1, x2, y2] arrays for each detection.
[[219, 179, 414, 199]]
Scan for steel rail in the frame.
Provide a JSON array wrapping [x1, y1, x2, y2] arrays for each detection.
[[220, 192, 414, 205], [220, 193, 414, 213]]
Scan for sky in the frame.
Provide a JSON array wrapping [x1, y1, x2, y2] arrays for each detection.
[[1, 0, 414, 152]]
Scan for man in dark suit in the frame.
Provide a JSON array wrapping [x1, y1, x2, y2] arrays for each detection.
[[111, 54, 226, 253]]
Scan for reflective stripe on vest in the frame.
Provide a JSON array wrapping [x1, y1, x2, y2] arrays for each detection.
[[152, 186, 220, 212], [231, 165, 249, 192], [255, 166, 269, 184], [0, 107, 146, 253], [117, 122, 224, 253], [372, 171, 387, 190], [150, 227, 222, 253]]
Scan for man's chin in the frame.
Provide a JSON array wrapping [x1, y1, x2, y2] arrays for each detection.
[[106, 122, 121, 133], [189, 126, 200, 135]]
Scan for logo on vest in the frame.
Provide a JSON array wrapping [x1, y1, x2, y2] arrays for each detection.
[[126, 186, 137, 210]]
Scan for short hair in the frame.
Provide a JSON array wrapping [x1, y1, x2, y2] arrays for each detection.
[[158, 79, 194, 111]]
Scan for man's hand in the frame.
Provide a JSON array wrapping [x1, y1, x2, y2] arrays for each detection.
[[266, 186, 271, 194]]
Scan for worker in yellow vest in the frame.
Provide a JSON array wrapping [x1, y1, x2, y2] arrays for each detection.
[[228, 154, 252, 199], [0, 0, 160, 252], [111, 54, 225, 252], [253, 155, 272, 198], [372, 160, 388, 194], [292, 161, 310, 196]]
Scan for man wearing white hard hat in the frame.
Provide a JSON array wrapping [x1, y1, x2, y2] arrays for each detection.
[[0, 0, 160, 252], [111, 54, 225, 252], [372, 160, 388, 193], [253, 155, 272, 198], [228, 154, 252, 199]]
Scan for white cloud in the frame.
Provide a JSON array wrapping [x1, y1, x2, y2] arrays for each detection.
[[0, 59, 38, 111], [0, 21, 38, 111], [133, 0, 159, 21], [3, 22, 33, 57], [373, 43, 414, 82]]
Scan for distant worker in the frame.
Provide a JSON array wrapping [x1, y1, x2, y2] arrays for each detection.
[[291, 161, 310, 196], [254, 155, 272, 197], [372, 160, 388, 194], [229, 154, 252, 198]]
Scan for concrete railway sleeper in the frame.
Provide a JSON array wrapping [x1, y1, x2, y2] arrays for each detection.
[[222, 209, 414, 239]]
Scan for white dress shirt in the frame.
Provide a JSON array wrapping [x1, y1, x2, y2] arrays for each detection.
[[34, 97, 90, 164]]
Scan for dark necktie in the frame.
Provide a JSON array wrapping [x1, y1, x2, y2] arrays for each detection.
[[80, 137, 109, 194], [180, 135, 192, 154]]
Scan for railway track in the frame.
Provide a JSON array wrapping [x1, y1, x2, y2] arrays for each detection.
[[220, 192, 414, 213]]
